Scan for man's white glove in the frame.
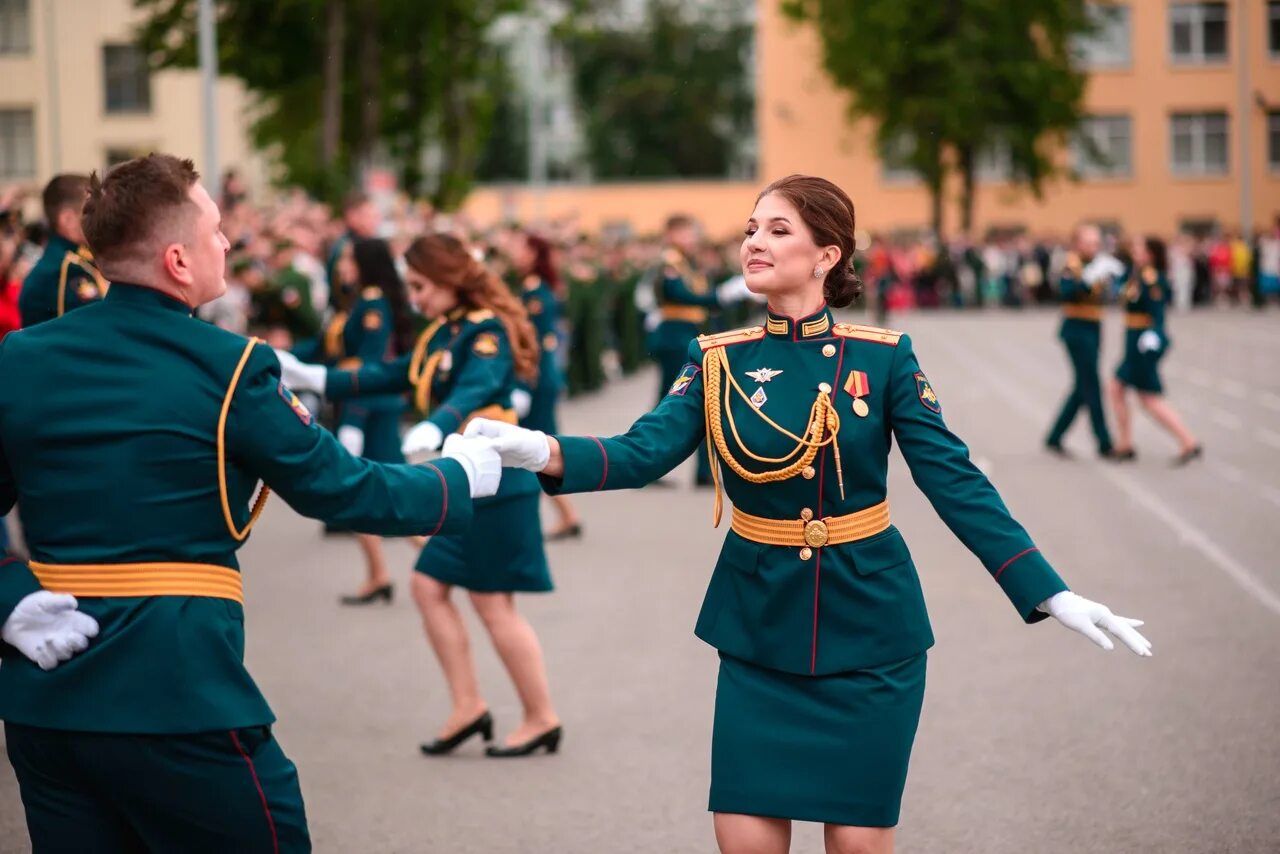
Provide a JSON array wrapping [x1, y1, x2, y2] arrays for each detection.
[[1040, 591, 1151, 656], [716, 275, 759, 305], [2, 592, 100, 671], [511, 389, 533, 420], [441, 434, 502, 498], [401, 420, 444, 457], [1136, 330, 1162, 354], [337, 425, 365, 457], [463, 418, 551, 472], [273, 349, 326, 395], [1081, 254, 1125, 288]]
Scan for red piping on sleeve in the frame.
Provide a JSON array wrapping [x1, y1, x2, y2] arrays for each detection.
[[589, 436, 609, 490], [994, 547, 1039, 581], [424, 463, 449, 535]]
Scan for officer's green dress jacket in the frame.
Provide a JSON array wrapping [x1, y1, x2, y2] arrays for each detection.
[[541, 305, 1068, 675], [255, 267, 320, 342], [335, 285, 405, 454], [18, 234, 108, 328], [648, 248, 719, 363], [0, 283, 475, 734], [1115, 266, 1169, 394], [518, 275, 563, 433], [325, 305, 539, 505], [1056, 252, 1106, 341]]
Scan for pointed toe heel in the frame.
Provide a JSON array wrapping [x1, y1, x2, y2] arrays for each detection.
[[419, 711, 493, 756], [484, 726, 562, 758]]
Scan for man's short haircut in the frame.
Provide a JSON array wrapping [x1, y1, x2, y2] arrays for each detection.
[[83, 154, 201, 270], [665, 214, 694, 232], [343, 191, 370, 213], [42, 174, 90, 228]]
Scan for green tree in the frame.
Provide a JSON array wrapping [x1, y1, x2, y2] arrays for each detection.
[[784, 0, 1092, 234], [556, 0, 754, 179]]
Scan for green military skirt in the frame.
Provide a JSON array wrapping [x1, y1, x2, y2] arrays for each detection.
[[1114, 332, 1165, 394], [709, 651, 927, 827], [414, 492, 553, 593]]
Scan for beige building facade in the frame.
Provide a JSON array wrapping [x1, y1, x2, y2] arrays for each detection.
[[466, 0, 1280, 238], [0, 0, 267, 202]]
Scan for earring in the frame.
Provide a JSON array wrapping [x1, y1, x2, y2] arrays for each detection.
[[814, 267, 824, 278]]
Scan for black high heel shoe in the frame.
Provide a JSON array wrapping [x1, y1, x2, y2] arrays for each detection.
[[420, 711, 494, 756], [545, 523, 582, 542], [340, 583, 393, 606], [1172, 445, 1203, 467], [485, 726, 562, 758]]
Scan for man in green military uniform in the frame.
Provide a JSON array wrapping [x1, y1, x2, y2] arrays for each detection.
[[0, 154, 501, 852], [1046, 223, 1121, 458], [18, 174, 109, 327], [258, 237, 321, 346]]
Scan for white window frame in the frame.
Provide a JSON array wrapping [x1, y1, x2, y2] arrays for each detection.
[[976, 138, 1014, 182], [103, 44, 153, 115], [0, 108, 36, 180], [1170, 111, 1229, 176], [1074, 3, 1131, 69], [1169, 2, 1229, 65], [0, 0, 31, 54], [1072, 114, 1132, 179]]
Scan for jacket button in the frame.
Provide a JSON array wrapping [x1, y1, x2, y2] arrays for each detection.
[[802, 466, 816, 480], [800, 507, 813, 521], [822, 344, 836, 357], [799, 547, 813, 561]]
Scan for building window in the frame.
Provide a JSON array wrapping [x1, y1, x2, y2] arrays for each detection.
[[1170, 112, 1229, 176], [1074, 3, 1131, 68], [103, 45, 152, 114], [1269, 112, 1280, 172], [1072, 115, 1132, 178], [1170, 2, 1228, 64], [0, 109, 36, 180], [879, 131, 919, 184], [0, 0, 30, 54], [976, 138, 1014, 182], [1270, 2, 1280, 58]]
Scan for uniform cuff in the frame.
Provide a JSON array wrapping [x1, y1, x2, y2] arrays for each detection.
[[325, 368, 355, 399], [538, 436, 608, 495], [0, 557, 42, 624], [421, 458, 475, 535], [428, 405, 465, 437], [993, 548, 1069, 623]]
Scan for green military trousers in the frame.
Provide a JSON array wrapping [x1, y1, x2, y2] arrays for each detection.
[[5, 722, 310, 853], [1046, 324, 1113, 455]]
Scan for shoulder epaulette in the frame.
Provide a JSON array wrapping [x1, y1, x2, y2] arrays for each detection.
[[466, 308, 496, 323], [662, 248, 684, 266], [65, 252, 96, 272], [361, 285, 382, 300], [697, 325, 765, 351], [833, 323, 902, 347], [523, 274, 541, 291]]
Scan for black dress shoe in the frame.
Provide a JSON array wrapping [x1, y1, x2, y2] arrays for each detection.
[[1107, 448, 1137, 462], [545, 523, 582, 542], [1172, 445, 1203, 467], [1044, 441, 1072, 459], [420, 711, 494, 756], [340, 583, 393, 606], [485, 726, 562, 758]]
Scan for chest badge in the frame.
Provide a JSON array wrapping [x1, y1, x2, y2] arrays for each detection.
[[750, 386, 768, 408], [746, 367, 782, 384], [843, 370, 871, 417]]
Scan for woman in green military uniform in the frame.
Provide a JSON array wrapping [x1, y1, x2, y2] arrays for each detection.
[[278, 234, 563, 757], [468, 176, 1152, 854], [507, 231, 582, 540], [1106, 236, 1201, 465]]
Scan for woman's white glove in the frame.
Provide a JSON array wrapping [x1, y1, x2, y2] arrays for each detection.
[[511, 389, 533, 420], [1136, 330, 1162, 354], [716, 275, 761, 305], [463, 419, 551, 472], [441, 435, 502, 498], [336, 425, 365, 457], [273, 349, 326, 394], [2, 592, 100, 671], [1040, 591, 1152, 656], [401, 420, 444, 456]]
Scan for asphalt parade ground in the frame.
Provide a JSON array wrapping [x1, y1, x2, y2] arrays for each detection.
[[2, 308, 1278, 853]]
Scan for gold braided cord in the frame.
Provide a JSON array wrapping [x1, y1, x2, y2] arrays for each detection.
[[408, 318, 448, 413], [702, 346, 845, 527], [407, 318, 447, 383]]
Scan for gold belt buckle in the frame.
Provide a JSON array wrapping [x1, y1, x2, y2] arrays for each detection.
[[803, 519, 829, 548]]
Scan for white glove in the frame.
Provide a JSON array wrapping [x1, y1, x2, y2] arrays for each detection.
[[463, 418, 551, 472], [1081, 254, 1125, 287], [336, 425, 365, 456], [1040, 591, 1151, 656], [401, 420, 444, 456], [273, 349, 327, 394], [1136, 330, 1162, 354], [441, 434, 502, 498], [511, 388, 533, 420], [716, 275, 757, 305], [2, 592, 100, 671]]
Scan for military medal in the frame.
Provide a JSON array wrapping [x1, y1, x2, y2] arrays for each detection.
[[746, 367, 782, 383], [843, 370, 870, 417], [750, 386, 768, 408]]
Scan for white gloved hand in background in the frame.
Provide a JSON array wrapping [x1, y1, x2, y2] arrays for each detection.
[[1081, 254, 1125, 288], [1136, 330, 1162, 354], [511, 389, 533, 420], [1040, 591, 1151, 656], [401, 420, 444, 457], [273, 349, 327, 395], [716, 275, 758, 305], [337, 425, 365, 457], [441, 434, 502, 498], [463, 419, 551, 472], [2, 592, 100, 671]]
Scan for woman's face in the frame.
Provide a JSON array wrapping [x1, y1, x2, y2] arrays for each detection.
[[508, 237, 535, 274], [335, 242, 358, 286], [1130, 238, 1150, 268], [405, 266, 460, 319], [740, 192, 834, 304]]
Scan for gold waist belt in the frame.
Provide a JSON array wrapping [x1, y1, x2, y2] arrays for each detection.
[[30, 560, 244, 604], [1125, 313, 1154, 329], [661, 305, 709, 324], [731, 501, 890, 549], [1062, 305, 1104, 321]]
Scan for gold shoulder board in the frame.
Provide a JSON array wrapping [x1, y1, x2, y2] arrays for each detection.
[[466, 308, 496, 323], [833, 323, 903, 347], [697, 325, 765, 351], [362, 285, 381, 300]]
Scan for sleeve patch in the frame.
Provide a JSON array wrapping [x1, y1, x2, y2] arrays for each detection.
[[277, 381, 314, 425], [914, 372, 941, 413], [527, 297, 543, 315], [362, 311, 382, 330], [668, 363, 700, 396], [472, 332, 500, 357]]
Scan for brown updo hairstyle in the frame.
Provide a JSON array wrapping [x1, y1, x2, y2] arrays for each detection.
[[404, 233, 540, 384], [756, 174, 863, 308]]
